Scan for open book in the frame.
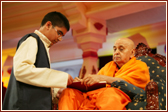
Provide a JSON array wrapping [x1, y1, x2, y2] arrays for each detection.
[[67, 81, 106, 92]]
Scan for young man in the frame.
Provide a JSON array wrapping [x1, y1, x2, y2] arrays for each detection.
[[58, 38, 150, 110], [2, 11, 73, 110]]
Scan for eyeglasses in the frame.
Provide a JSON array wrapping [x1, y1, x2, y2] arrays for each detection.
[[54, 27, 64, 41]]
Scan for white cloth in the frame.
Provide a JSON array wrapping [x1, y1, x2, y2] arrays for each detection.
[[13, 30, 68, 90]]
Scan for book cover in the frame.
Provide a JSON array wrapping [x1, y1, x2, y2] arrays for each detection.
[[67, 81, 106, 92]]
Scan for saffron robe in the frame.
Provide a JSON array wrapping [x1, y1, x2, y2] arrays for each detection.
[[58, 57, 150, 110]]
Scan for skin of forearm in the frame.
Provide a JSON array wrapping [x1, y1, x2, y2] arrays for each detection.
[[100, 75, 123, 85]]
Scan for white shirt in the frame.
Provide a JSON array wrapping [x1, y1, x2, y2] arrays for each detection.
[[13, 30, 68, 91]]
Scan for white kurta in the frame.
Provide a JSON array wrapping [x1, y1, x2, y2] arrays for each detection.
[[13, 30, 68, 98]]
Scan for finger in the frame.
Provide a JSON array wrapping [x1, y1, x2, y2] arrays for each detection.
[[85, 78, 93, 86], [87, 79, 94, 86], [81, 80, 83, 84], [83, 78, 89, 86], [74, 77, 81, 82], [81, 77, 87, 85], [74, 77, 78, 80], [74, 78, 78, 82]]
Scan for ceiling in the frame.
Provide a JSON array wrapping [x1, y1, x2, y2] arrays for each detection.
[[2, 1, 166, 63]]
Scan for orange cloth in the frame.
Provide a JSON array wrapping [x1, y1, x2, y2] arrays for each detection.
[[59, 88, 131, 110], [58, 57, 150, 110], [97, 57, 150, 90]]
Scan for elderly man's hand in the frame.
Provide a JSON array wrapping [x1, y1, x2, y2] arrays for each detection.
[[81, 74, 102, 86]]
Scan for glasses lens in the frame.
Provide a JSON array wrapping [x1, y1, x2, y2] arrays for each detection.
[[58, 37, 63, 41], [54, 27, 63, 41]]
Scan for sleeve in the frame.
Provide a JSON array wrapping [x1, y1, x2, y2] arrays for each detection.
[[51, 88, 60, 98], [13, 37, 68, 88]]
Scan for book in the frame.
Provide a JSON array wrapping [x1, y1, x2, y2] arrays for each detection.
[[67, 81, 106, 92]]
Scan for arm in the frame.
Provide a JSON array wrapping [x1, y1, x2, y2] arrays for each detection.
[[14, 37, 69, 88], [81, 74, 124, 86]]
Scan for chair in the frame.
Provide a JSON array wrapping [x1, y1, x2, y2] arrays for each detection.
[[53, 43, 166, 110], [111, 43, 166, 110]]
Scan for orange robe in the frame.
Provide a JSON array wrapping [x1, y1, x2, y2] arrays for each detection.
[[58, 57, 150, 110]]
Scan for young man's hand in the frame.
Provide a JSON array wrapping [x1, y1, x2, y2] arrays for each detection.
[[67, 74, 73, 86], [56, 88, 64, 99]]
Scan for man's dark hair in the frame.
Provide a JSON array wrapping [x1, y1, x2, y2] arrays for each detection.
[[41, 11, 70, 31]]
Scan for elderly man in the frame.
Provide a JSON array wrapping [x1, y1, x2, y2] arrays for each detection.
[[58, 38, 150, 110]]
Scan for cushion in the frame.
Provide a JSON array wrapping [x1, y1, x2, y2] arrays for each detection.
[[111, 80, 146, 110], [126, 93, 147, 110], [136, 56, 166, 83], [111, 80, 145, 100]]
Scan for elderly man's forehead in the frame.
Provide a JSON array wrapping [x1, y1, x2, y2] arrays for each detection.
[[113, 44, 125, 48], [114, 41, 129, 47], [114, 38, 135, 48]]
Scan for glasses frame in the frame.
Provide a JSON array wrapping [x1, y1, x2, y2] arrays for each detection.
[[53, 27, 64, 41]]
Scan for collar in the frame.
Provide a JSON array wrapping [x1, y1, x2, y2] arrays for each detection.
[[34, 30, 52, 48]]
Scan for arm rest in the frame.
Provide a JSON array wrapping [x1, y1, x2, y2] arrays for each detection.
[[145, 80, 159, 110], [111, 80, 145, 99]]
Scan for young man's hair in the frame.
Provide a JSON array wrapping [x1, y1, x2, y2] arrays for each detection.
[[41, 11, 70, 31]]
